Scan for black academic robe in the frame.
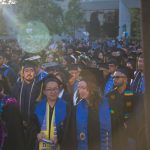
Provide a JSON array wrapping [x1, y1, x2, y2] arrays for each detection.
[[11, 80, 41, 150], [2, 104, 25, 150], [11, 79, 41, 122], [29, 98, 73, 150], [68, 104, 103, 150], [107, 89, 127, 150]]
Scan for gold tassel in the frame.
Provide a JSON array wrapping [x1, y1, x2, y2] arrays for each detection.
[[36, 82, 43, 102], [20, 66, 24, 81]]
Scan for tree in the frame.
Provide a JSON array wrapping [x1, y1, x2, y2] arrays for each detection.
[[130, 8, 141, 40], [0, 9, 8, 35], [63, 0, 85, 36], [101, 11, 119, 38], [14, 0, 64, 34], [88, 11, 101, 39]]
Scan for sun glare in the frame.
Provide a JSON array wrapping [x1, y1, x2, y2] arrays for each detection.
[[0, 0, 16, 4]]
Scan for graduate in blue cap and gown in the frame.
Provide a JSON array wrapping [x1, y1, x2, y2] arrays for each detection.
[[70, 72, 112, 150], [103, 59, 118, 95], [34, 75, 71, 150]]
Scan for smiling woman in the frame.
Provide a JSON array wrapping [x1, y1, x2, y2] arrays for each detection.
[[78, 75, 101, 109], [70, 72, 112, 150], [34, 75, 70, 150]]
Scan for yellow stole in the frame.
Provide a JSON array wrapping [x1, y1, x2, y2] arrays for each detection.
[[39, 102, 60, 150]]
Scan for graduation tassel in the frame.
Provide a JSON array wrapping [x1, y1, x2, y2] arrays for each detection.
[[20, 66, 24, 82], [36, 82, 43, 102], [52, 123, 57, 150]]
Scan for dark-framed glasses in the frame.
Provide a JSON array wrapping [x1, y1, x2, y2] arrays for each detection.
[[45, 87, 59, 92], [112, 76, 126, 79]]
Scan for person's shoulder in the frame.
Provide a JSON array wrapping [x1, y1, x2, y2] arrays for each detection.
[[106, 87, 118, 100], [36, 97, 47, 107], [100, 97, 109, 107], [2, 64, 9, 69], [57, 98, 68, 108]]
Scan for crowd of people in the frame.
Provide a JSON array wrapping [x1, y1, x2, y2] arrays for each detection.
[[0, 37, 145, 150]]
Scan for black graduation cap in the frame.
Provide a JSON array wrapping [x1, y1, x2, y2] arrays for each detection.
[[116, 66, 134, 79], [42, 62, 62, 72], [79, 68, 99, 85], [22, 60, 37, 69], [42, 74, 62, 87], [107, 59, 118, 66], [99, 63, 109, 70], [63, 55, 75, 64], [21, 55, 41, 68], [111, 50, 121, 57], [129, 51, 142, 59], [78, 53, 91, 66], [126, 58, 136, 67], [74, 51, 81, 56], [67, 64, 80, 71], [55, 69, 71, 84]]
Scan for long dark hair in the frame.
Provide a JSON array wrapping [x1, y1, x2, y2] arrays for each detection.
[[79, 71, 102, 110]]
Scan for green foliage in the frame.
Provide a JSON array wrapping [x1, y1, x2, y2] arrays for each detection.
[[14, 0, 85, 36], [130, 8, 141, 40], [88, 11, 101, 39], [63, 0, 85, 35], [101, 11, 118, 38], [0, 9, 8, 35], [15, 0, 64, 34]]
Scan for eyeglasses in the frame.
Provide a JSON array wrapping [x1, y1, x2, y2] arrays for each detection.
[[112, 76, 126, 79], [45, 87, 59, 92]]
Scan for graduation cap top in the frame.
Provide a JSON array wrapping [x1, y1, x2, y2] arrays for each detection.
[[22, 60, 37, 69], [67, 64, 80, 71], [107, 59, 118, 66], [63, 55, 75, 64], [21, 55, 41, 68], [42, 62, 61, 70], [42, 74, 62, 87], [24, 55, 41, 61], [116, 66, 128, 76], [99, 63, 109, 70], [116, 66, 134, 79]]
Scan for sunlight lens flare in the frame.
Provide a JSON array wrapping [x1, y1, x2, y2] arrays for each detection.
[[17, 21, 50, 53]]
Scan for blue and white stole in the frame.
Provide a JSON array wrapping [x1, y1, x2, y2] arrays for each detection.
[[131, 71, 145, 94], [73, 80, 79, 106], [37, 71, 48, 82], [76, 99, 112, 150], [104, 75, 114, 95], [35, 98, 67, 150]]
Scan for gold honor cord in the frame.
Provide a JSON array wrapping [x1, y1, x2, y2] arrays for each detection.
[[39, 103, 60, 150]]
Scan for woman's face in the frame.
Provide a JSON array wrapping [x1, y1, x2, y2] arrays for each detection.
[[78, 81, 89, 99], [43, 81, 59, 102], [46, 54, 54, 63], [90, 60, 97, 68], [98, 52, 103, 59], [138, 57, 144, 71], [69, 70, 80, 85]]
